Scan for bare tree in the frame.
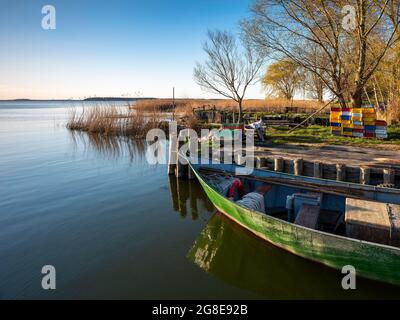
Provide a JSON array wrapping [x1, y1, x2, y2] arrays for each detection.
[[242, 0, 400, 108], [194, 30, 265, 122], [302, 69, 326, 102]]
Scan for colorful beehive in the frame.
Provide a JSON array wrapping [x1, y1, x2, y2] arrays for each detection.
[[362, 106, 376, 138], [330, 106, 342, 136], [329, 103, 387, 139], [375, 120, 388, 139]]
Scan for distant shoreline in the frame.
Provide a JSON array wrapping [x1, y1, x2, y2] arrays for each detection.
[[0, 97, 156, 102]]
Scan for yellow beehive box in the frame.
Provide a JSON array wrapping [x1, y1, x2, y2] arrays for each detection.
[[362, 108, 375, 114]]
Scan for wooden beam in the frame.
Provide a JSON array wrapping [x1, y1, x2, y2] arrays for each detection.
[[336, 164, 346, 182], [360, 167, 371, 185], [313, 162, 323, 178], [384, 168, 395, 185], [274, 157, 284, 172], [256, 156, 268, 169], [294, 158, 303, 176]]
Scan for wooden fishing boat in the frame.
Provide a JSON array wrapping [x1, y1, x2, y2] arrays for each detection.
[[189, 160, 400, 286]]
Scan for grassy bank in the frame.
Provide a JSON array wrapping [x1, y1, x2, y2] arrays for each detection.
[[265, 125, 400, 149], [133, 98, 323, 114]]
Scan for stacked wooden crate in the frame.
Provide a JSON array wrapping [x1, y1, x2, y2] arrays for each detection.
[[375, 120, 388, 139], [362, 106, 377, 138], [329, 106, 342, 136], [351, 108, 364, 138], [330, 104, 388, 139], [341, 107, 353, 137]]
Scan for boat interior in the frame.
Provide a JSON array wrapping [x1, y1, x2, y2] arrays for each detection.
[[199, 167, 400, 248]]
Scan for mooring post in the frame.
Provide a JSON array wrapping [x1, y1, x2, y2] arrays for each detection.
[[188, 166, 195, 180], [313, 162, 323, 178], [168, 123, 178, 175], [294, 158, 303, 176], [383, 168, 395, 185], [220, 150, 225, 164], [274, 157, 284, 172], [176, 137, 187, 179], [360, 167, 371, 185], [336, 164, 346, 182], [256, 157, 268, 169]]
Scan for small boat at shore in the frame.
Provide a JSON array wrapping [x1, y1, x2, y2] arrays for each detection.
[[189, 159, 400, 286]]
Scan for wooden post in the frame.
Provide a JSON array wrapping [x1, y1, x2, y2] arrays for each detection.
[[172, 87, 176, 122], [168, 124, 177, 175], [188, 166, 195, 180], [256, 157, 268, 169], [336, 164, 346, 182], [168, 146, 176, 175], [383, 168, 395, 185], [274, 157, 284, 172], [360, 167, 371, 185], [313, 162, 323, 178], [187, 126, 196, 179], [294, 158, 303, 176], [242, 155, 256, 169], [176, 139, 187, 179]]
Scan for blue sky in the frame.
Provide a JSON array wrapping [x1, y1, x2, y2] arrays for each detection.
[[0, 0, 265, 99]]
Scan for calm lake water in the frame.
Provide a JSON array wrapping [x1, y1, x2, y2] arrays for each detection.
[[0, 101, 399, 299]]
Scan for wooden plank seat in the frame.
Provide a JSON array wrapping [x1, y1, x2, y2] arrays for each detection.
[[295, 204, 321, 229], [345, 199, 393, 245], [388, 204, 400, 247]]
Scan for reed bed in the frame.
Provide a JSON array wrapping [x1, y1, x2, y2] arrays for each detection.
[[67, 105, 165, 138], [132, 98, 323, 114]]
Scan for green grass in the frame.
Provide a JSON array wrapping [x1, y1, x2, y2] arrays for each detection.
[[265, 125, 400, 149]]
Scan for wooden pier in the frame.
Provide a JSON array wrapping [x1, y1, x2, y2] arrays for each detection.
[[253, 155, 399, 188], [168, 132, 399, 188], [170, 149, 399, 189]]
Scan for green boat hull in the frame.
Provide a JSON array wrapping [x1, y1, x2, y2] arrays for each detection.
[[192, 166, 400, 286]]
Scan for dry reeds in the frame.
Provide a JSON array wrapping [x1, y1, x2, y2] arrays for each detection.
[[67, 104, 165, 138], [132, 98, 323, 114]]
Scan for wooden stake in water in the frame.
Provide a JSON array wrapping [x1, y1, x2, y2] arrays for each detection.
[[168, 121, 178, 175]]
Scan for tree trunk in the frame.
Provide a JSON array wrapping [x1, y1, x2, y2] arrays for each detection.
[[337, 95, 348, 109], [352, 88, 363, 109], [238, 100, 243, 123], [317, 85, 324, 103]]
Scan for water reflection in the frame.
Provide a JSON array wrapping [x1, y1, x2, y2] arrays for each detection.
[[168, 175, 215, 220], [70, 131, 147, 162], [187, 213, 400, 299]]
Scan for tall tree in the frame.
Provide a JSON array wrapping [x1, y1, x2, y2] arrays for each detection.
[[242, 0, 400, 108], [194, 30, 265, 122], [263, 59, 302, 100]]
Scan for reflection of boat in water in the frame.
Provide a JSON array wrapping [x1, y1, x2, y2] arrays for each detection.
[[189, 160, 400, 286], [187, 213, 400, 299]]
